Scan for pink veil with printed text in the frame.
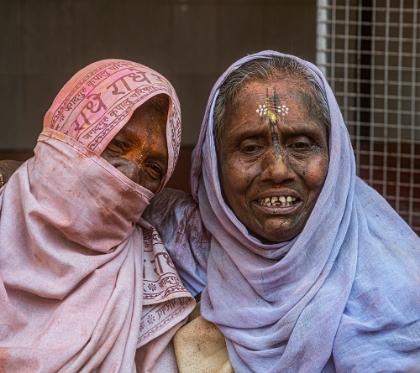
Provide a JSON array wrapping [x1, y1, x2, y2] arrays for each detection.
[[0, 59, 194, 372]]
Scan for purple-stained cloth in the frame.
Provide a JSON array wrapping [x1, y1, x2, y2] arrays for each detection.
[[0, 59, 194, 372], [146, 51, 420, 372]]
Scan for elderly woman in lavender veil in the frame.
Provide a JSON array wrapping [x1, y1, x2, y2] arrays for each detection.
[[142, 51, 420, 372]]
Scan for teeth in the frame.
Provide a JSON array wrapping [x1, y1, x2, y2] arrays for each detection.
[[259, 196, 297, 207]]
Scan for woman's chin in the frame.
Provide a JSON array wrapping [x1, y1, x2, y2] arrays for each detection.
[[248, 219, 304, 244], [245, 202, 307, 243]]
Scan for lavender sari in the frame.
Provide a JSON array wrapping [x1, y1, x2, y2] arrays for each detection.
[[145, 51, 420, 372]]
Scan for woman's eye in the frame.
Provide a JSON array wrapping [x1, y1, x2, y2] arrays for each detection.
[[293, 142, 310, 149], [240, 143, 263, 154], [107, 139, 127, 153], [287, 137, 314, 151], [146, 164, 164, 180]]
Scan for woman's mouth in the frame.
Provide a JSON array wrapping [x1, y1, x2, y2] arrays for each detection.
[[258, 196, 297, 207]]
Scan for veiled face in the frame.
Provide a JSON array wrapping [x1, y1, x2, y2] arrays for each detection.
[[101, 97, 168, 194], [218, 79, 329, 243]]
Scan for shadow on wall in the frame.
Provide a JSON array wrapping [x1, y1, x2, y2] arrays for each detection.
[[0, 0, 317, 151]]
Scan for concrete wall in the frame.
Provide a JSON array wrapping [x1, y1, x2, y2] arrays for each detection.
[[0, 0, 317, 150]]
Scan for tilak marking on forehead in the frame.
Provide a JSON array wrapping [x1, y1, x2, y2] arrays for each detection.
[[255, 87, 289, 168], [255, 87, 289, 122]]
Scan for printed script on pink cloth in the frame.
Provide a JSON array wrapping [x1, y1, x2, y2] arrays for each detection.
[[0, 59, 194, 372]]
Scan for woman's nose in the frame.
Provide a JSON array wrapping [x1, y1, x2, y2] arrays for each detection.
[[119, 161, 141, 184], [260, 148, 295, 183]]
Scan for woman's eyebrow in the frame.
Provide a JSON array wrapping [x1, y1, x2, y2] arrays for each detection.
[[232, 126, 269, 140], [118, 126, 136, 138], [152, 154, 169, 165], [114, 126, 141, 144]]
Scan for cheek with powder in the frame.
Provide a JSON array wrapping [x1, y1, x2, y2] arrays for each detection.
[[245, 170, 252, 184]]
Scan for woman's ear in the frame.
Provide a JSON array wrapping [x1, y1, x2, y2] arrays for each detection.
[[0, 160, 24, 185]]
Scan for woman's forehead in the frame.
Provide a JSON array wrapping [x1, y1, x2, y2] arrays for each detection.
[[235, 79, 311, 101], [228, 80, 320, 121], [219, 79, 327, 139]]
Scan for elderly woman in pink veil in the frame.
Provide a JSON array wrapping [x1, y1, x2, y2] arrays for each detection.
[[0, 59, 194, 372]]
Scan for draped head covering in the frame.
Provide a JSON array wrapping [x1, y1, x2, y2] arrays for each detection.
[[44, 58, 182, 188], [0, 59, 194, 372], [191, 51, 420, 372]]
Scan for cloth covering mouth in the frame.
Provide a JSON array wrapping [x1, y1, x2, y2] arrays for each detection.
[[0, 59, 194, 372]]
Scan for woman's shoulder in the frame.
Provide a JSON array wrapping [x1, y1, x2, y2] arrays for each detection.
[[144, 188, 210, 295], [144, 188, 207, 246], [145, 188, 199, 224]]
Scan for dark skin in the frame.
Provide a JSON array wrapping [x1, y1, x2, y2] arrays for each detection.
[[0, 97, 169, 194], [101, 99, 168, 193], [218, 79, 329, 243]]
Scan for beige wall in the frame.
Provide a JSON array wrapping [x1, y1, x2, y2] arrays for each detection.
[[0, 0, 316, 150]]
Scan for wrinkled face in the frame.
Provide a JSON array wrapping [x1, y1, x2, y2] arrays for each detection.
[[218, 79, 329, 243], [101, 98, 168, 194]]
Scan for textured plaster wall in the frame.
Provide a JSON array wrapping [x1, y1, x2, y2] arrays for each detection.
[[0, 0, 316, 150]]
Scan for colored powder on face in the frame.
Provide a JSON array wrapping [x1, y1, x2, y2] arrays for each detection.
[[265, 87, 284, 167]]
